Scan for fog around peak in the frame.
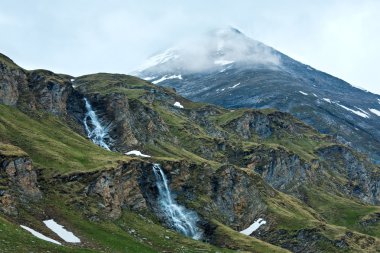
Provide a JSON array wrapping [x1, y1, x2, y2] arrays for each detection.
[[138, 28, 281, 73]]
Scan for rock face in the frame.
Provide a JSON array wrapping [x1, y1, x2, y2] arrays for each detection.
[[317, 145, 380, 204], [207, 166, 271, 228], [0, 63, 24, 106], [85, 93, 169, 151], [52, 159, 380, 253], [54, 160, 271, 231], [246, 145, 313, 192], [139, 161, 272, 230], [86, 163, 148, 219], [0, 146, 41, 215], [243, 143, 380, 205], [0, 55, 85, 123]]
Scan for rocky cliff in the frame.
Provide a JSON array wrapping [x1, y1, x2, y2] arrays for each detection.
[[0, 143, 41, 216]]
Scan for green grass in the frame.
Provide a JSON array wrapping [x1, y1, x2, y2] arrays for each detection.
[[210, 108, 247, 126], [305, 188, 380, 237], [7, 189, 241, 253], [75, 73, 157, 94], [262, 135, 329, 162], [0, 142, 28, 157], [1, 69, 379, 252], [0, 53, 21, 69], [212, 220, 290, 253], [265, 190, 322, 230], [0, 104, 127, 175], [0, 215, 96, 253]]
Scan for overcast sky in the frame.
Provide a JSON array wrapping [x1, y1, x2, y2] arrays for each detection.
[[1, 0, 379, 94]]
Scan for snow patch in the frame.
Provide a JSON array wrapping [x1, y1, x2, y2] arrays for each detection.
[[20, 225, 61, 245], [143, 76, 156, 81], [125, 150, 151, 158], [174, 101, 184, 108], [369, 108, 380, 116], [138, 48, 179, 71], [240, 218, 267, 235], [323, 98, 332, 103], [214, 59, 234, 66], [70, 78, 75, 82], [153, 75, 182, 84], [229, 82, 240, 89], [355, 107, 370, 116], [299, 91, 308, 96], [336, 103, 369, 118], [219, 65, 232, 73], [43, 220, 80, 243]]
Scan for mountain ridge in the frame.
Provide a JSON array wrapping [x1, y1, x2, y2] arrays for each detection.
[[137, 27, 380, 164]]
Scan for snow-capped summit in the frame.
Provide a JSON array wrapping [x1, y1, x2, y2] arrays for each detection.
[[135, 27, 380, 164], [136, 27, 280, 77]]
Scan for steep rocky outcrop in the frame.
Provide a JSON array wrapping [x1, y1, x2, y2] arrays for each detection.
[[317, 145, 380, 204], [85, 93, 169, 151], [0, 144, 41, 215], [53, 160, 271, 231], [0, 55, 26, 106], [245, 145, 314, 192], [50, 159, 380, 252], [243, 143, 380, 205], [0, 55, 85, 127]]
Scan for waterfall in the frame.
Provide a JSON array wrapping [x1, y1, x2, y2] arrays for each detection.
[[83, 98, 111, 150], [152, 164, 202, 240]]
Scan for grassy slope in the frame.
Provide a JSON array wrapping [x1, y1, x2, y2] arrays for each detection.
[[306, 188, 380, 238], [0, 215, 95, 253], [0, 104, 127, 176], [1, 71, 379, 252], [0, 104, 287, 252]]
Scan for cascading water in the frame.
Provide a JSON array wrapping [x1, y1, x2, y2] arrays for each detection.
[[83, 98, 111, 150], [152, 164, 202, 240]]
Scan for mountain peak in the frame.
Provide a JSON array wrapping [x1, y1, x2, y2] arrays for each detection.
[[213, 26, 243, 36], [137, 28, 280, 74]]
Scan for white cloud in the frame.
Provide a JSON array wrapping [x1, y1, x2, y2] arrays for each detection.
[[0, 0, 379, 94]]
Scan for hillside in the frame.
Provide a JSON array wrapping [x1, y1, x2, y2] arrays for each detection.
[[0, 53, 380, 252]]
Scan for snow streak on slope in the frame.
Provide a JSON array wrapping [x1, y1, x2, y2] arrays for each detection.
[[153, 75, 182, 84], [125, 150, 151, 157], [43, 219, 81, 243], [20, 225, 61, 245], [369, 108, 380, 116], [240, 218, 267, 235], [336, 103, 369, 118]]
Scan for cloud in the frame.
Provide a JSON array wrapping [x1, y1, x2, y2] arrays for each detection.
[[0, 0, 379, 94], [139, 27, 281, 73]]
